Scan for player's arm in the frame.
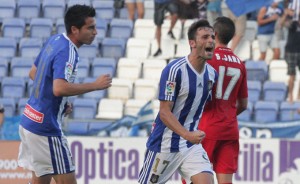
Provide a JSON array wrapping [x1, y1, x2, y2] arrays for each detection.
[[236, 97, 248, 116], [159, 100, 205, 144], [53, 74, 112, 97], [29, 65, 37, 80]]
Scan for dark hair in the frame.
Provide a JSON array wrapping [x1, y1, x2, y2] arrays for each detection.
[[188, 19, 213, 40], [64, 5, 96, 34], [213, 16, 235, 45]]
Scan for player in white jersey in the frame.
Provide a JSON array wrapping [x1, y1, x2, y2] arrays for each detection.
[[18, 5, 112, 184], [138, 19, 217, 184]]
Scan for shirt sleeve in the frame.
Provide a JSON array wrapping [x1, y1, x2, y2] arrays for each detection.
[[52, 48, 76, 82], [158, 66, 181, 102]]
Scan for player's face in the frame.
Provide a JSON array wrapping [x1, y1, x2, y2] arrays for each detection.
[[193, 27, 215, 60], [77, 17, 97, 45]]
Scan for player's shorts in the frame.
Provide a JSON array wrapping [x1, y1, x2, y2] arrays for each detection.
[[18, 125, 75, 177], [285, 52, 300, 75], [202, 139, 239, 173], [138, 144, 213, 184]]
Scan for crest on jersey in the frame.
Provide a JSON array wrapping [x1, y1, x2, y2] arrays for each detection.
[[150, 174, 159, 183], [207, 80, 213, 91], [65, 62, 73, 81], [165, 81, 176, 96]]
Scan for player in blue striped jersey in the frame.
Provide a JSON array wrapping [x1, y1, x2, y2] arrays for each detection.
[[139, 19, 217, 184], [18, 5, 112, 184]]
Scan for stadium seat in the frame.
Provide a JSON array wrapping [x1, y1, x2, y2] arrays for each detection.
[[0, 57, 8, 79], [279, 101, 300, 121], [108, 78, 133, 101], [231, 38, 251, 61], [263, 81, 287, 102], [10, 57, 34, 81], [1, 77, 26, 101], [126, 38, 151, 59], [29, 18, 53, 40], [82, 77, 107, 101], [72, 98, 97, 119], [93, 0, 115, 22], [245, 60, 268, 82], [142, 59, 167, 81], [182, 19, 195, 40], [247, 80, 262, 103], [150, 39, 176, 59], [17, 0, 41, 23], [0, 37, 17, 59], [144, 0, 154, 19], [42, 0, 65, 21], [88, 120, 113, 135], [109, 18, 133, 40], [78, 40, 99, 60], [118, 7, 129, 19], [0, 97, 16, 117], [244, 20, 257, 42], [161, 19, 182, 40], [237, 102, 253, 122], [124, 99, 148, 116], [175, 39, 190, 58], [76, 57, 90, 82], [19, 37, 43, 58], [55, 18, 65, 34], [67, 0, 91, 7], [133, 19, 155, 40], [26, 79, 34, 97], [134, 79, 158, 100], [269, 59, 288, 83], [95, 98, 124, 120], [17, 97, 28, 114], [100, 38, 126, 59], [116, 58, 141, 82], [65, 120, 89, 135], [95, 18, 108, 42], [254, 101, 279, 123], [0, 0, 16, 23], [1, 18, 26, 42], [91, 57, 117, 77]]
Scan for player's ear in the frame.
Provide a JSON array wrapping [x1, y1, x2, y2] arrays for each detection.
[[189, 39, 196, 48]]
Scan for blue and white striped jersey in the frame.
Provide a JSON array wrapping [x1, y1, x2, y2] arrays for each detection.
[[20, 33, 79, 136], [146, 56, 218, 153]]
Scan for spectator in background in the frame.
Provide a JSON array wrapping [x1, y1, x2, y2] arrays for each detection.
[[0, 104, 4, 138], [222, 1, 247, 52], [257, 0, 284, 61], [125, 0, 145, 20], [206, 0, 221, 25], [280, 0, 300, 102], [153, 0, 178, 57]]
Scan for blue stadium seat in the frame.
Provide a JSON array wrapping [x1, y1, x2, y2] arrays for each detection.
[[17, 0, 41, 23], [263, 81, 287, 102], [42, 0, 65, 21], [237, 102, 253, 122], [78, 40, 99, 60], [88, 120, 113, 135], [109, 18, 133, 39], [55, 18, 65, 34], [65, 120, 89, 135], [93, 0, 115, 22], [247, 80, 262, 103], [91, 57, 116, 77], [72, 98, 97, 119], [279, 101, 300, 121], [1, 77, 26, 101], [95, 18, 108, 42], [29, 18, 53, 40], [119, 7, 129, 19], [0, 0, 16, 23], [100, 38, 126, 59], [10, 57, 34, 81], [245, 60, 268, 82], [1, 18, 26, 42], [76, 57, 90, 82], [19, 37, 43, 58], [17, 97, 28, 114], [0, 37, 17, 59], [0, 57, 8, 79], [67, 0, 91, 8], [82, 78, 107, 101], [254, 101, 279, 123], [0, 97, 16, 117], [27, 79, 34, 97]]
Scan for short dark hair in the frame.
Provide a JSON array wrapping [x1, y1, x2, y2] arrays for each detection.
[[64, 5, 96, 34], [188, 19, 213, 40], [213, 16, 235, 45]]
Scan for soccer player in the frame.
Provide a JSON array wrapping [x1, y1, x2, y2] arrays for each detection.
[[18, 5, 112, 184], [199, 16, 248, 184], [138, 19, 217, 184]]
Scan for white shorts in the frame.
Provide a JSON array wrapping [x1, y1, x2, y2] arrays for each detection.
[[257, 34, 279, 52], [138, 144, 213, 184], [18, 126, 75, 177]]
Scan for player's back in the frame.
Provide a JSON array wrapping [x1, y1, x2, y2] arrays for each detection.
[[199, 47, 248, 140]]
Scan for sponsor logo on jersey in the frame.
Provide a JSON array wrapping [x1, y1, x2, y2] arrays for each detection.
[[23, 104, 44, 123]]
